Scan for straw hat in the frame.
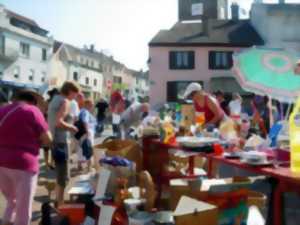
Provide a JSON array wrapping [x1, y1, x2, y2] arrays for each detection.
[[16, 89, 47, 112]]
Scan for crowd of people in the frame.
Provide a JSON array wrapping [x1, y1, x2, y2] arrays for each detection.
[[0, 80, 287, 225], [0, 81, 151, 225]]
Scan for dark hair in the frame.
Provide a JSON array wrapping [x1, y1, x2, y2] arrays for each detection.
[[47, 88, 59, 101], [215, 90, 224, 97], [13, 91, 37, 105]]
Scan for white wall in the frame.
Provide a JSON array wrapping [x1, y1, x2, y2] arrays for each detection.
[[2, 31, 52, 87], [69, 64, 103, 94]]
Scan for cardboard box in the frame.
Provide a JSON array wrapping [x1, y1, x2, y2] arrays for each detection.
[[174, 196, 218, 225], [169, 177, 253, 210]]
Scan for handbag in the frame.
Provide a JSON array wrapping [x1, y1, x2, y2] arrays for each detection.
[[74, 111, 87, 140], [74, 119, 86, 140]]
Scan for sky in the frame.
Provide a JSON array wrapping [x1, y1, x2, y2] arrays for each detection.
[[1, 0, 300, 70]]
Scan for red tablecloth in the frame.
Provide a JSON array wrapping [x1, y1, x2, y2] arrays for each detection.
[[142, 137, 300, 225]]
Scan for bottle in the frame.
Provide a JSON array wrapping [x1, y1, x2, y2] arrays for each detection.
[[289, 97, 300, 173]]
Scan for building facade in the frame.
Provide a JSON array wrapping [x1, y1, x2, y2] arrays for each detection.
[[148, 1, 264, 106], [251, 3, 300, 53], [131, 70, 150, 100], [49, 42, 104, 101], [178, 0, 229, 21], [0, 4, 53, 96]]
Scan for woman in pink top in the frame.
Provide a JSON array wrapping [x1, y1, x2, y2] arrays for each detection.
[[0, 89, 52, 225]]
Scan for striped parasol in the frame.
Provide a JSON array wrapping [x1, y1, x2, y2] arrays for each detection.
[[233, 47, 300, 103]]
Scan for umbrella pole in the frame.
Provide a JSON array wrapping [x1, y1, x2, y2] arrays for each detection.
[[285, 103, 292, 121], [280, 102, 284, 120], [268, 96, 274, 128]]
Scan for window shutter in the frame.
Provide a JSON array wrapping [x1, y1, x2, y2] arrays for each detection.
[[228, 52, 234, 69], [188, 51, 195, 69], [169, 52, 176, 69], [209, 51, 215, 69], [167, 81, 177, 102]]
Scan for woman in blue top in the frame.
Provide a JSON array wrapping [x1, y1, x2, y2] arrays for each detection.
[[77, 99, 97, 171]]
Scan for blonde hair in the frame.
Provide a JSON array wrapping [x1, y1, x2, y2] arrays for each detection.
[[61, 81, 80, 96], [84, 98, 94, 107]]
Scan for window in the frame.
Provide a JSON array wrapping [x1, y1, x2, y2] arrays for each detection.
[[13, 67, 20, 79], [91, 61, 94, 68], [94, 79, 97, 86], [209, 51, 233, 70], [41, 71, 46, 82], [167, 81, 203, 102], [42, 48, 47, 61], [80, 57, 84, 64], [73, 72, 78, 81], [20, 42, 30, 57], [169, 51, 195, 70], [85, 77, 89, 85], [99, 63, 103, 71], [29, 69, 34, 81], [113, 76, 122, 84]]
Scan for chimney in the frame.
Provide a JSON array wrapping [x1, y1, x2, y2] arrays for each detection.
[[90, 44, 95, 52], [202, 16, 209, 35], [231, 3, 239, 20], [278, 0, 285, 3]]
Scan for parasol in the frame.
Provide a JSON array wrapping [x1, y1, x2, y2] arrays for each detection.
[[233, 47, 300, 103]]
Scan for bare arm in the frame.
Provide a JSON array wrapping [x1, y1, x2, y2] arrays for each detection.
[[40, 131, 52, 147], [55, 100, 78, 132], [206, 97, 224, 125]]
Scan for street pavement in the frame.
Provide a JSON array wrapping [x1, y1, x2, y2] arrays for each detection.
[[0, 128, 300, 224]]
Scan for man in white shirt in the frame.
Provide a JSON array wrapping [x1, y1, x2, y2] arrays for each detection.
[[229, 93, 242, 119], [120, 102, 149, 138]]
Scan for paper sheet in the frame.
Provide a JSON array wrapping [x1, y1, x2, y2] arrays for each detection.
[[97, 204, 116, 225], [174, 196, 216, 216], [93, 168, 111, 206], [68, 182, 93, 195], [112, 114, 121, 124]]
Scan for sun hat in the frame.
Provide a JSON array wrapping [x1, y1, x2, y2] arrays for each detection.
[[183, 82, 202, 99], [15, 89, 47, 112]]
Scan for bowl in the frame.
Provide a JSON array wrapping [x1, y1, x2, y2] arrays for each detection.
[[124, 198, 146, 212], [128, 211, 153, 225], [153, 211, 174, 225]]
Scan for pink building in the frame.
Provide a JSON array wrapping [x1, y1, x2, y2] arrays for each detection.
[[148, 20, 264, 106], [148, 2, 264, 106]]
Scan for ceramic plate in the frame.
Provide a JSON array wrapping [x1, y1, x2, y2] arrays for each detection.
[[240, 159, 273, 166], [176, 136, 219, 148]]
